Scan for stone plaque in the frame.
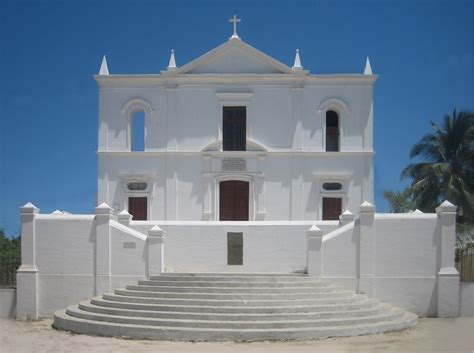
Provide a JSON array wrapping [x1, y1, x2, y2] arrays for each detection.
[[123, 242, 136, 249], [222, 158, 247, 172], [227, 232, 243, 265]]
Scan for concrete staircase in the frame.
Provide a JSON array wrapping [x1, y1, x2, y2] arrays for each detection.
[[53, 273, 417, 341]]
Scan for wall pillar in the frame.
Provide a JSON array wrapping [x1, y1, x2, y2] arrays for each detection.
[[339, 210, 354, 226], [117, 209, 132, 226], [358, 201, 375, 297], [16, 202, 40, 319], [94, 202, 113, 295], [148, 225, 166, 277], [256, 155, 266, 220], [306, 225, 323, 277], [436, 200, 460, 317]]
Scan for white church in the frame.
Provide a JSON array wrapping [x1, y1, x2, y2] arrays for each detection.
[[97, 19, 374, 223], [15, 17, 469, 341]]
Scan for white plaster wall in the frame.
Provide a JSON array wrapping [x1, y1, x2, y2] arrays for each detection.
[[33, 215, 149, 316], [110, 222, 147, 276], [97, 77, 375, 221], [460, 282, 474, 316], [322, 222, 358, 285], [26, 211, 458, 317], [98, 153, 373, 221], [373, 215, 440, 316], [131, 221, 339, 273], [0, 289, 16, 319], [98, 82, 374, 152], [319, 213, 442, 316]]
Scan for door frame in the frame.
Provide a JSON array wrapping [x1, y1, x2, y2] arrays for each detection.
[[214, 175, 254, 221], [319, 195, 345, 221], [128, 196, 148, 221]]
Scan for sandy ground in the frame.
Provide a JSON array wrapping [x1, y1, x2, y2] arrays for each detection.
[[0, 318, 473, 353]]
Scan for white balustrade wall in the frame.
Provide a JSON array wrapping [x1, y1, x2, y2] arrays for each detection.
[[15, 201, 467, 319]]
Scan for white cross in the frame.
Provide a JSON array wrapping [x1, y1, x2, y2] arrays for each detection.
[[229, 14, 241, 39]]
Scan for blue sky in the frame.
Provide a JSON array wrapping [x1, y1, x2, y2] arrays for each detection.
[[0, 0, 473, 236]]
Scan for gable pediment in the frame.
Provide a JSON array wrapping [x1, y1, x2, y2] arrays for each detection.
[[173, 38, 294, 75]]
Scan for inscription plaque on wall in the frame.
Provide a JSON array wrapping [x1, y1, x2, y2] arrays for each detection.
[[123, 242, 136, 249], [222, 158, 247, 171]]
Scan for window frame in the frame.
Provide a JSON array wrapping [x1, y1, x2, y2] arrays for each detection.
[[222, 106, 247, 151]]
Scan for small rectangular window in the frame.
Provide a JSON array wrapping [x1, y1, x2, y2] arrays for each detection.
[[227, 232, 243, 265], [223, 107, 246, 151]]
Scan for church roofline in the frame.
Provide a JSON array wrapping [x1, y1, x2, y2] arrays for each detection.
[[162, 37, 296, 75], [94, 73, 378, 86]]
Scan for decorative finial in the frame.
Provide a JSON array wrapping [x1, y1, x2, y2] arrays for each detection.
[[229, 14, 241, 40], [292, 49, 303, 70], [99, 55, 109, 75], [364, 57, 373, 75], [167, 49, 177, 70]]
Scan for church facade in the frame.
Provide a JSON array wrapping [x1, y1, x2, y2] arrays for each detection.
[[96, 32, 375, 223], [15, 19, 466, 331]]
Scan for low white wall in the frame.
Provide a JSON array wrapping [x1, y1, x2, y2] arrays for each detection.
[[131, 221, 339, 273], [319, 213, 444, 317], [374, 214, 439, 317], [31, 215, 148, 316], [321, 222, 358, 289], [0, 288, 16, 319], [19, 206, 461, 318], [460, 282, 474, 316]]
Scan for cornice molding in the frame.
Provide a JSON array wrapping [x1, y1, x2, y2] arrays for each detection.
[[97, 150, 374, 156]]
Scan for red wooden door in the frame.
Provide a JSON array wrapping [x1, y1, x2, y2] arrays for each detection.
[[322, 197, 342, 220], [220, 181, 249, 221], [129, 197, 147, 220]]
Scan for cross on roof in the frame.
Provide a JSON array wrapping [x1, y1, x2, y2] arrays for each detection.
[[229, 14, 241, 39]]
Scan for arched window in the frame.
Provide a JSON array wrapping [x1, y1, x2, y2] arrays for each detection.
[[122, 98, 153, 152], [326, 110, 339, 152], [131, 111, 145, 151]]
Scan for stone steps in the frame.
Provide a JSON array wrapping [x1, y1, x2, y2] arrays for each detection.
[[53, 273, 417, 341], [137, 280, 333, 288], [114, 288, 350, 299], [101, 293, 365, 307], [78, 301, 392, 321], [126, 284, 336, 294], [65, 304, 405, 329]]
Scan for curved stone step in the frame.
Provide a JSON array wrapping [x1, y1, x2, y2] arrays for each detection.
[[54, 309, 417, 341], [156, 273, 309, 278], [137, 280, 331, 288], [65, 304, 405, 329], [101, 293, 366, 307], [126, 284, 335, 294], [53, 274, 417, 341], [150, 275, 315, 282], [78, 300, 393, 321], [114, 288, 352, 300], [91, 296, 378, 314]]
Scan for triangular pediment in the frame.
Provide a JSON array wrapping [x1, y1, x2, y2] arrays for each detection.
[[174, 38, 294, 75]]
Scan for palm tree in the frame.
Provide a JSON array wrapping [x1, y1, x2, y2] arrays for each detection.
[[402, 110, 474, 223]]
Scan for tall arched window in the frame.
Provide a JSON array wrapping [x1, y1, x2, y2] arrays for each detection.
[[122, 98, 153, 152], [131, 111, 145, 151], [326, 110, 339, 152]]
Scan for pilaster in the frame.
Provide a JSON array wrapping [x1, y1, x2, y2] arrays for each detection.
[[117, 210, 132, 226], [358, 201, 375, 297], [94, 202, 113, 295], [148, 225, 166, 276], [16, 202, 40, 319], [306, 225, 323, 277], [436, 200, 460, 317]]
